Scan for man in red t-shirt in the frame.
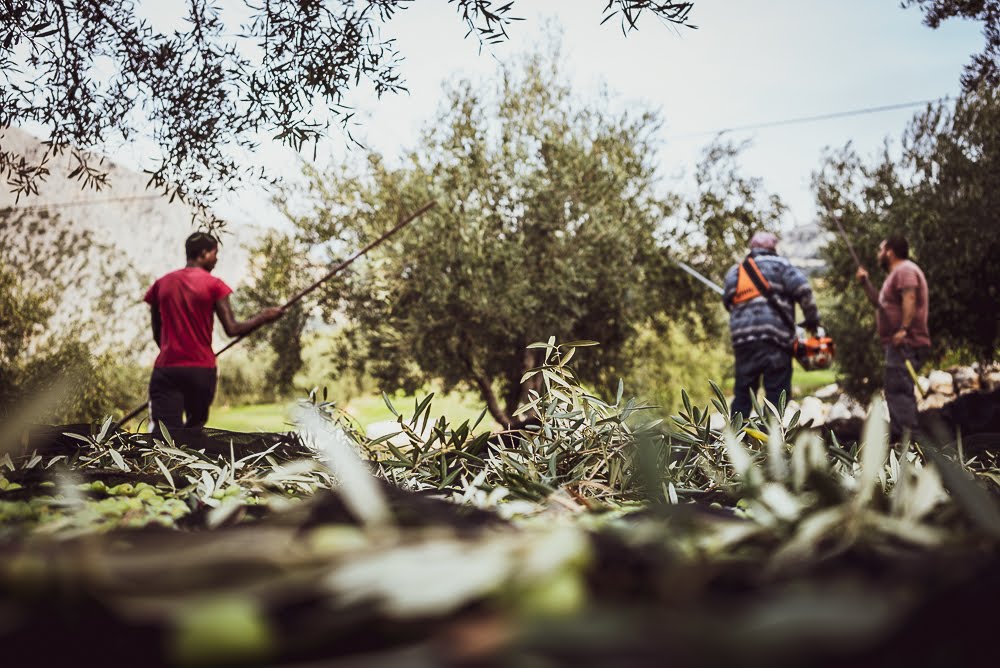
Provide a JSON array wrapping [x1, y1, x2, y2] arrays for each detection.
[[855, 235, 931, 441], [144, 233, 283, 433]]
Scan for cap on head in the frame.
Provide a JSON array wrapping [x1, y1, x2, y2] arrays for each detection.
[[749, 231, 778, 251], [186, 232, 219, 260]]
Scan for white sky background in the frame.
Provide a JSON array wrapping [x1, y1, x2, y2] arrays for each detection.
[[148, 0, 983, 233]]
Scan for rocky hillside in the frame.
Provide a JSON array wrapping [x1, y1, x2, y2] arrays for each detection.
[[1, 127, 259, 355], [1, 127, 255, 281]]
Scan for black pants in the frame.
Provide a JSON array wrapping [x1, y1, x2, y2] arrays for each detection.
[[731, 344, 793, 420], [885, 344, 930, 442], [149, 367, 218, 433]]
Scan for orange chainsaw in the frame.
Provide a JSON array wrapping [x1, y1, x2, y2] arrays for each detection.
[[793, 326, 835, 371]]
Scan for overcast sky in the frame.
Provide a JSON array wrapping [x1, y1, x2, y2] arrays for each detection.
[[164, 1, 984, 232]]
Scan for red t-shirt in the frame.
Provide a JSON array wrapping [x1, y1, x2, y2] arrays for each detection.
[[144, 267, 232, 368]]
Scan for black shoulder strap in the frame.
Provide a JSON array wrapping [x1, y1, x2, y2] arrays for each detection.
[[741, 256, 796, 331]]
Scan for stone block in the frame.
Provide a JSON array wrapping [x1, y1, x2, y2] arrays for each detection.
[[798, 395, 829, 426], [950, 366, 980, 394], [829, 395, 865, 422], [927, 369, 954, 395], [813, 383, 840, 400], [984, 371, 1000, 393], [918, 393, 953, 411]]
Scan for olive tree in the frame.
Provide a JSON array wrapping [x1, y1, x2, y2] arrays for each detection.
[[673, 138, 787, 294], [0, 206, 150, 420], [815, 86, 1000, 398], [276, 49, 690, 427], [235, 230, 314, 398]]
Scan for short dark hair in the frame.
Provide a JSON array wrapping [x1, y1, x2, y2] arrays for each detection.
[[186, 232, 218, 260], [883, 235, 909, 260]]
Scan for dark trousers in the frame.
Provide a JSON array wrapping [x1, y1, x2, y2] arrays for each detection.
[[149, 366, 218, 433], [885, 344, 930, 442], [731, 344, 793, 420]]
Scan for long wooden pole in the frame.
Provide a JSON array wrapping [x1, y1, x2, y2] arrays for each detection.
[[831, 215, 862, 268], [118, 200, 437, 428], [673, 259, 724, 295]]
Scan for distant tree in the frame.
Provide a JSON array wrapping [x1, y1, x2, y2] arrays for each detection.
[[0, 268, 54, 415], [673, 138, 787, 291], [0, 205, 149, 352], [0, 0, 695, 225], [904, 0, 1000, 92], [237, 230, 315, 398], [275, 47, 689, 427], [0, 205, 150, 421], [253, 68, 791, 421], [0, 266, 146, 422], [815, 87, 1000, 398]]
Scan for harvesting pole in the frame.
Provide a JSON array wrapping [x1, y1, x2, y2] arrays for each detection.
[[117, 200, 437, 429], [673, 259, 725, 296], [831, 214, 863, 268]]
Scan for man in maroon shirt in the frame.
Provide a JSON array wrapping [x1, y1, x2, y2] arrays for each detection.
[[855, 235, 931, 441], [144, 233, 283, 434]]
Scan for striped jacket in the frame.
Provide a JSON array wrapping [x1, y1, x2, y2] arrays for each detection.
[[722, 249, 820, 350]]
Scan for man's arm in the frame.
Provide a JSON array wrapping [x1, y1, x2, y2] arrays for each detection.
[[214, 295, 284, 338], [150, 304, 162, 347], [722, 266, 737, 312], [797, 288, 821, 330], [855, 267, 879, 307], [786, 264, 820, 329], [891, 287, 917, 347]]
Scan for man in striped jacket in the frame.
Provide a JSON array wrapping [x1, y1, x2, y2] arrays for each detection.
[[723, 232, 821, 419]]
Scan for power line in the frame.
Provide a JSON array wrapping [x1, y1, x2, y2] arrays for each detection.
[[1, 98, 953, 212], [1, 194, 164, 214], [675, 98, 947, 139]]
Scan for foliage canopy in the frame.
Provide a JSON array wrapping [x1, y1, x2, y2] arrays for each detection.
[[1, 0, 695, 224], [905, 0, 1000, 92], [0, 206, 148, 421], [814, 86, 1000, 398], [286, 51, 684, 426]]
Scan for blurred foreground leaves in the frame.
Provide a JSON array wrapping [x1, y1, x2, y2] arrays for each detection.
[[3, 343, 1000, 666]]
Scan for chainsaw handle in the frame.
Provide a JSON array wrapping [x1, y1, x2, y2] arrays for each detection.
[[796, 320, 823, 336]]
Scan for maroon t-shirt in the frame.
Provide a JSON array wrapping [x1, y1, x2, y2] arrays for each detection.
[[877, 260, 931, 348], [144, 267, 232, 368]]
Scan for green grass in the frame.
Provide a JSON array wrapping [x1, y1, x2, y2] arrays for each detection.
[[720, 365, 837, 398], [208, 369, 842, 433], [349, 390, 493, 430], [209, 367, 842, 433], [207, 388, 494, 434], [791, 367, 837, 395], [207, 403, 293, 432]]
